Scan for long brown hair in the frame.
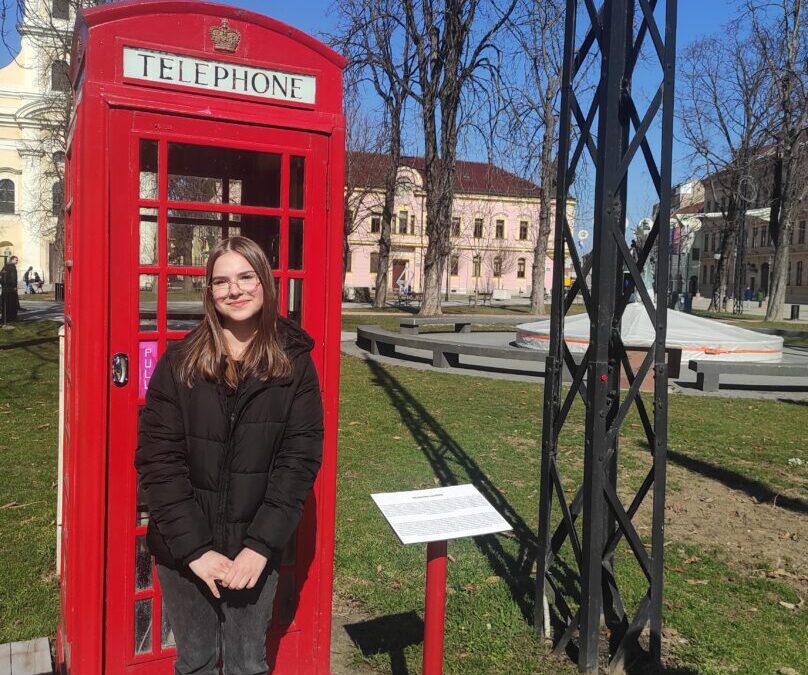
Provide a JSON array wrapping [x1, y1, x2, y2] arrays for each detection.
[[176, 236, 291, 388]]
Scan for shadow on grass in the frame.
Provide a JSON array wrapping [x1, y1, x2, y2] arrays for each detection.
[[364, 360, 701, 674], [343, 611, 424, 675], [669, 449, 808, 515], [365, 358, 539, 626]]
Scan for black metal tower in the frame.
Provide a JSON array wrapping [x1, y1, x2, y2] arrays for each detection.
[[536, 1, 677, 672]]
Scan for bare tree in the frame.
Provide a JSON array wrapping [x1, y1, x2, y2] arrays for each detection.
[[678, 29, 769, 310], [1, 0, 113, 283], [341, 78, 390, 291], [501, 0, 564, 315], [332, 0, 413, 307], [746, 0, 808, 320], [403, 0, 517, 315]]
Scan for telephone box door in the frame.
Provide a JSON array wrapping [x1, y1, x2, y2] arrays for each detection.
[[106, 108, 330, 674]]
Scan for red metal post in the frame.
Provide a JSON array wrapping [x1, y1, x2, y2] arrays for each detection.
[[423, 540, 448, 675]]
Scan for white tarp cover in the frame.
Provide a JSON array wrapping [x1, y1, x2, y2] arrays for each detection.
[[516, 303, 784, 362]]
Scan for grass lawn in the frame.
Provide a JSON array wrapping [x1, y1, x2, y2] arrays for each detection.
[[692, 309, 808, 333], [1, 321, 806, 674]]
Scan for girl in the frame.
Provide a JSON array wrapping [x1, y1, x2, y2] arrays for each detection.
[[135, 236, 323, 675]]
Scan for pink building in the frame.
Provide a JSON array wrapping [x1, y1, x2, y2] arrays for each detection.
[[344, 153, 569, 298]]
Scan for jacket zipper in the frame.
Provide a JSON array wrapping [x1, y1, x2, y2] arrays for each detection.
[[214, 382, 240, 551]]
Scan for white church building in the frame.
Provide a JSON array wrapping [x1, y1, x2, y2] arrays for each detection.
[[0, 0, 73, 284]]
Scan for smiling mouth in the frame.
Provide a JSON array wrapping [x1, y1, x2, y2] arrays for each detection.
[[227, 300, 250, 307]]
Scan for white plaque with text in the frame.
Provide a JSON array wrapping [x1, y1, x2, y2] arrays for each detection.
[[122, 46, 316, 104], [371, 484, 512, 545]]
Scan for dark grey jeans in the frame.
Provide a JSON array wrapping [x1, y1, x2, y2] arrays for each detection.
[[157, 561, 279, 675]]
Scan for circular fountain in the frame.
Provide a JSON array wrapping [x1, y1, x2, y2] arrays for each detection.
[[516, 303, 784, 362]]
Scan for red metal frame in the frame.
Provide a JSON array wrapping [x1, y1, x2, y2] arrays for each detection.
[[56, 3, 345, 674]]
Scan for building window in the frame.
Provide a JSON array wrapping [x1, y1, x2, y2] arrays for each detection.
[[345, 251, 352, 273], [799, 220, 806, 244], [450, 255, 459, 276], [788, 262, 792, 286], [52, 181, 64, 215], [709, 265, 715, 285], [370, 215, 381, 233], [473, 218, 483, 239], [493, 256, 502, 278], [398, 210, 408, 234], [472, 255, 481, 277], [791, 225, 796, 245], [691, 247, 700, 261], [51, 60, 70, 92], [0, 179, 14, 213], [797, 261, 804, 286], [451, 217, 461, 237], [702, 264, 707, 283], [495, 219, 505, 239], [712, 232, 718, 252], [752, 228, 758, 248], [519, 221, 529, 240], [52, 0, 69, 19], [517, 258, 526, 279], [410, 214, 416, 233], [370, 252, 379, 274]]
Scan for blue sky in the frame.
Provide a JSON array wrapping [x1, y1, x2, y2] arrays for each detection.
[[0, 0, 738, 238]]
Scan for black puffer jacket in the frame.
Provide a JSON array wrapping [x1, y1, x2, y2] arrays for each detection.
[[135, 317, 323, 568]]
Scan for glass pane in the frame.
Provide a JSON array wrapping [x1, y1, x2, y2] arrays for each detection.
[[289, 156, 305, 209], [134, 599, 153, 654], [136, 480, 148, 527], [139, 208, 158, 265], [139, 275, 157, 331], [135, 536, 152, 590], [161, 596, 176, 648], [288, 218, 303, 270], [287, 278, 303, 324], [139, 140, 158, 200], [238, 216, 280, 268], [168, 143, 281, 207], [139, 340, 159, 399], [167, 275, 205, 332], [167, 210, 240, 266]]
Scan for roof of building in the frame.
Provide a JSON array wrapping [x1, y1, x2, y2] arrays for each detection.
[[348, 151, 541, 199], [673, 201, 705, 216]]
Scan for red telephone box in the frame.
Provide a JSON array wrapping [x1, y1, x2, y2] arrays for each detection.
[[56, 3, 345, 673]]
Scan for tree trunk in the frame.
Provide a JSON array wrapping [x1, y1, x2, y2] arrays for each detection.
[[530, 105, 556, 315], [373, 186, 395, 307], [765, 156, 791, 322], [708, 228, 735, 312]]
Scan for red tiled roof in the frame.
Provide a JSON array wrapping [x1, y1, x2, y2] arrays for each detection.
[[674, 201, 704, 215], [347, 151, 540, 198]]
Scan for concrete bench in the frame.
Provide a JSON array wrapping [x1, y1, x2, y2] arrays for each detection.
[[399, 314, 544, 335], [468, 292, 493, 306], [688, 359, 808, 392], [357, 324, 558, 371]]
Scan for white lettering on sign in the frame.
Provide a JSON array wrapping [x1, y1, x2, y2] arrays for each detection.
[[122, 47, 316, 104]]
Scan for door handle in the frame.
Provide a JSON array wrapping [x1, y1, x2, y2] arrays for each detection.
[[112, 353, 129, 387]]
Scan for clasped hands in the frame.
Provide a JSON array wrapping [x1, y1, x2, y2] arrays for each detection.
[[188, 548, 268, 598]]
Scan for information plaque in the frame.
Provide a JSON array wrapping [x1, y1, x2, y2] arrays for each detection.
[[371, 484, 512, 545]]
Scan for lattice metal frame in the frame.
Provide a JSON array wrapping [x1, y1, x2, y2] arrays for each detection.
[[535, 1, 677, 672]]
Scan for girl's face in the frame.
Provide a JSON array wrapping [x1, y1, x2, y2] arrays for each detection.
[[210, 251, 264, 327]]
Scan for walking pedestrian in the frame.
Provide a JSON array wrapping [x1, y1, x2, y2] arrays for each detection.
[[135, 236, 323, 675], [23, 266, 34, 294]]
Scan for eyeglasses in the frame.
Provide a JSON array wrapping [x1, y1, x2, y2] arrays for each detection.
[[209, 272, 261, 297]]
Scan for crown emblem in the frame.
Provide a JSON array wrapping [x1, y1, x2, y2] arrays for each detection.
[[210, 19, 241, 53]]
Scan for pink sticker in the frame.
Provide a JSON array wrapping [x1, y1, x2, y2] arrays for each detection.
[[139, 341, 158, 398]]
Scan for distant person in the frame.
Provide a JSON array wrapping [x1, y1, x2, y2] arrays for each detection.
[[23, 266, 34, 294], [1, 255, 20, 322], [32, 272, 43, 293], [744, 286, 753, 302]]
